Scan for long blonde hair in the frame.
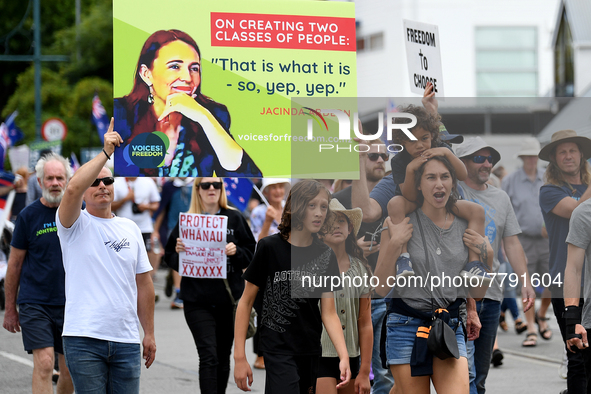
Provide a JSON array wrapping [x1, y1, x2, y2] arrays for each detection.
[[188, 177, 235, 214]]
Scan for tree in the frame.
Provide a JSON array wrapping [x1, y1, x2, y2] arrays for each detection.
[[1, 0, 114, 161]]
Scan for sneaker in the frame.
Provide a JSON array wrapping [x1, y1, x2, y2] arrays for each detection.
[[559, 348, 568, 379], [460, 260, 493, 287], [396, 255, 415, 278], [171, 291, 183, 309], [491, 348, 504, 367], [171, 297, 184, 309]]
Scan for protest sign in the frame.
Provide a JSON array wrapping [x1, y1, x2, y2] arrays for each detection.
[[403, 20, 445, 97], [113, 0, 357, 178], [178, 213, 228, 279]]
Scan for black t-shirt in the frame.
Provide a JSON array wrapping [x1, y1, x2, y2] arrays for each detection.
[[12, 199, 65, 305], [332, 186, 382, 272], [243, 233, 341, 355]]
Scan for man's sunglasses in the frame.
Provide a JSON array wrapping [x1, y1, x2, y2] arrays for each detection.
[[470, 155, 494, 164], [199, 181, 223, 190], [91, 177, 115, 187], [368, 153, 389, 162]]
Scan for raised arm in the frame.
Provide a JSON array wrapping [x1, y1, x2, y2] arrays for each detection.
[[400, 156, 427, 202], [374, 216, 413, 297], [59, 118, 122, 227], [351, 150, 384, 222]]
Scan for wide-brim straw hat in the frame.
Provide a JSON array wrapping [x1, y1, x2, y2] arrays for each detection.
[[329, 199, 362, 237], [538, 130, 591, 162]]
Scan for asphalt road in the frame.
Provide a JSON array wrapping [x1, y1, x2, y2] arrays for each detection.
[[0, 280, 569, 393]]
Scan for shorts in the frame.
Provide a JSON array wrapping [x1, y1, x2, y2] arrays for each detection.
[[519, 235, 550, 284], [142, 233, 151, 251], [318, 356, 360, 380], [385, 312, 467, 365], [264, 352, 319, 394], [19, 303, 65, 354]]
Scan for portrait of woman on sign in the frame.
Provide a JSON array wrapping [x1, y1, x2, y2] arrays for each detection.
[[114, 29, 262, 178]]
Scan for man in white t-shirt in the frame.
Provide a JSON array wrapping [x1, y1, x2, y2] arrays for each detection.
[[112, 177, 161, 279], [56, 119, 156, 394]]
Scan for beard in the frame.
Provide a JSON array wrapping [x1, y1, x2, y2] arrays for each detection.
[[42, 187, 65, 204], [366, 168, 385, 183]]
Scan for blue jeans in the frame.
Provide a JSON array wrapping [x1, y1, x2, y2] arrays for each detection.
[[63, 336, 141, 394], [466, 299, 500, 394], [371, 298, 394, 394]]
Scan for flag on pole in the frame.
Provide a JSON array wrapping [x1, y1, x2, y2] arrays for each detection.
[[91, 93, 110, 143], [0, 123, 11, 170], [70, 152, 80, 172], [223, 178, 254, 212], [4, 111, 24, 145], [0, 170, 16, 211]]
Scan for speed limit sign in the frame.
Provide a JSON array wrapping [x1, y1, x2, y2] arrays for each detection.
[[41, 118, 68, 141]]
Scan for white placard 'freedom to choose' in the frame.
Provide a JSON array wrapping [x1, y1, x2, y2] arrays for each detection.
[[179, 213, 228, 279], [403, 19, 444, 97]]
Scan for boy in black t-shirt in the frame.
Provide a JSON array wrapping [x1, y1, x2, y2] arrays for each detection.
[[234, 180, 351, 394]]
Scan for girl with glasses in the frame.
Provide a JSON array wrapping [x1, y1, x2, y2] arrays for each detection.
[[164, 177, 256, 393]]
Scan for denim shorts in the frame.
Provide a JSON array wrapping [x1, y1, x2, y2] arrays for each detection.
[[19, 303, 65, 354], [385, 312, 467, 365]]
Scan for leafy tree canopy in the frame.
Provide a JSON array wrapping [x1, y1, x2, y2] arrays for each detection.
[[1, 0, 113, 163]]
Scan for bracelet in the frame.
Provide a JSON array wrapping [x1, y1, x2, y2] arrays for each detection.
[[102, 149, 111, 160]]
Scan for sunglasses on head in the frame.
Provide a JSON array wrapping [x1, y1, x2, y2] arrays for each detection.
[[368, 153, 389, 162], [90, 177, 115, 187], [199, 181, 223, 190], [470, 155, 494, 164]]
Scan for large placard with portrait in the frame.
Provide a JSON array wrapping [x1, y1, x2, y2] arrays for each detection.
[[113, 0, 357, 178]]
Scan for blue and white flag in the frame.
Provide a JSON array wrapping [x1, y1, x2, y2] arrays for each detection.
[[70, 152, 80, 172], [4, 111, 23, 145], [223, 178, 254, 212], [91, 93, 110, 143]]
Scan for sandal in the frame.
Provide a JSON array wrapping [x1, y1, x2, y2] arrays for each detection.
[[253, 355, 265, 370], [499, 312, 509, 332], [535, 311, 553, 340], [522, 332, 538, 347], [514, 319, 528, 335]]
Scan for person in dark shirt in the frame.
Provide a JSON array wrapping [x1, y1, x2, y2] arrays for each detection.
[[234, 179, 351, 394], [3, 153, 75, 393], [165, 177, 256, 394]]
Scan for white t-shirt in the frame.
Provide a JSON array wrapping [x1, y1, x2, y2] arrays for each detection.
[[56, 208, 152, 343], [113, 178, 161, 233]]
